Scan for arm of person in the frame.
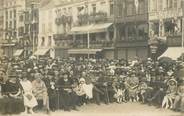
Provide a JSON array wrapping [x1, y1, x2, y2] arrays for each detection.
[[10, 88, 21, 97], [177, 86, 182, 96]]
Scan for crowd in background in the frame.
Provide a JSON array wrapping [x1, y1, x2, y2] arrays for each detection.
[[0, 56, 184, 115]]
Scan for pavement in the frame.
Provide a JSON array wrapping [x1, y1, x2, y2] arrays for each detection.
[[12, 102, 183, 116]]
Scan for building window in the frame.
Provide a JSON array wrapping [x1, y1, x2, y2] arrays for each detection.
[[110, 0, 114, 16], [41, 37, 45, 46], [167, 0, 173, 9], [92, 4, 96, 14], [5, 11, 8, 20], [13, 9, 16, 18], [48, 36, 52, 46], [9, 21, 12, 29], [128, 26, 136, 37], [25, 24, 29, 33], [25, 12, 29, 22], [6, 21, 8, 29], [10, 10, 12, 19], [18, 27, 24, 36], [19, 15, 24, 22], [173, 0, 177, 8], [138, 24, 148, 39], [158, 0, 163, 10], [139, 0, 145, 14], [164, 20, 175, 35], [118, 4, 122, 17], [14, 20, 16, 29], [127, 3, 134, 16]]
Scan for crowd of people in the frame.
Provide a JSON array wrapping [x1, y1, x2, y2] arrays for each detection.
[[0, 56, 184, 115]]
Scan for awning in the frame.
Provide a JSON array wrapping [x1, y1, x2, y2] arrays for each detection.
[[13, 49, 24, 56], [159, 47, 184, 60], [69, 25, 93, 34], [89, 23, 113, 33], [0, 43, 15, 47], [69, 23, 113, 34], [34, 49, 50, 56], [68, 49, 102, 54]]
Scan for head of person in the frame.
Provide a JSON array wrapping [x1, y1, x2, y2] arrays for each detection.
[[79, 78, 86, 84], [22, 71, 28, 81], [34, 73, 43, 81], [63, 73, 69, 82], [9, 74, 17, 83], [0, 69, 6, 83]]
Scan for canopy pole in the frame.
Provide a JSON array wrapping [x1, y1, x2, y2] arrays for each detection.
[[87, 31, 90, 59], [182, 17, 184, 61], [182, 0, 184, 61], [87, 0, 90, 59]]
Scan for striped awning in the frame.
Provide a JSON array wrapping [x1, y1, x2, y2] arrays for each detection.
[[34, 49, 50, 56], [13, 49, 24, 56]]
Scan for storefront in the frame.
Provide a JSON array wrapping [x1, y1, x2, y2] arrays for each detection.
[[0, 43, 15, 58], [69, 22, 115, 59]]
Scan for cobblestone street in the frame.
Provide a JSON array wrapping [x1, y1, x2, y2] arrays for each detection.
[[14, 102, 182, 116]]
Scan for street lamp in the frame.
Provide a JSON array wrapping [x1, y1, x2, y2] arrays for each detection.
[[86, 0, 90, 59]]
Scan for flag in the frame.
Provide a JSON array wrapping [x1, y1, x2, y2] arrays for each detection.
[[134, 0, 139, 14]]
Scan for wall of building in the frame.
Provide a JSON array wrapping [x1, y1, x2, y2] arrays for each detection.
[[1, 0, 26, 57], [114, 0, 149, 60], [39, 8, 56, 48], [0, 0, 4, 56], [148, 0, 183, 47], [38, 0, 114, 58]]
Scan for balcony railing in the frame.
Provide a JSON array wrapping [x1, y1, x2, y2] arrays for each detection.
[[72, 41, 114, 49], [165, 31, 182, 37], [166, 34, 182, 47], [117, 36, 149, 42]]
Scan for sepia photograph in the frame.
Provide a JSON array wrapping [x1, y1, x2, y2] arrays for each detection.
[[0, 0, 184, 116]]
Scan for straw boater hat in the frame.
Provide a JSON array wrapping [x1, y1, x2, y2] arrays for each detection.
[[167, 78, 177, 86]]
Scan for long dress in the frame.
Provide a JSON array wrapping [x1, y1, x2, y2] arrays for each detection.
[[0, 81, 24, 114], [20, 80, 38, 108]]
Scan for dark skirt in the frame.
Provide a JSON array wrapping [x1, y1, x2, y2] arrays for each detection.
[[0, 97, 24, 114]]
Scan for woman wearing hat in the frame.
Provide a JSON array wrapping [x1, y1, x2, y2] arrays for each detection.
[[162, 78, 177, 109], [126, 73, 139, 102], [32, 73, 49, 113], [20, 72, 38, 114], [173, 80, 184, 112], [57, 73, 78, 111], [0, 73, 24, 115]]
